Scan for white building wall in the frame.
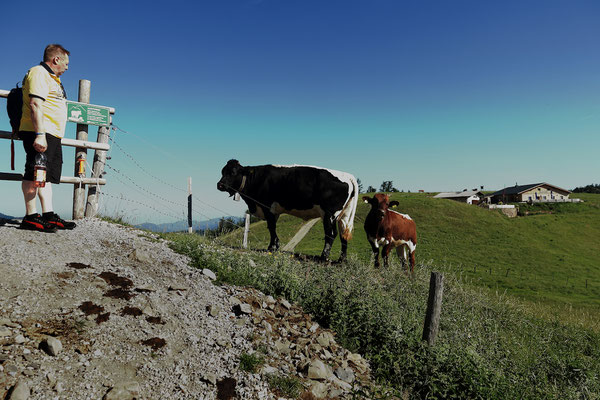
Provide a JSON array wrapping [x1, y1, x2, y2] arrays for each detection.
[[520, 186, 569, 202]]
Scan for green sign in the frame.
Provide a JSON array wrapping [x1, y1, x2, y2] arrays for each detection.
[[67, 101, 111, 127]]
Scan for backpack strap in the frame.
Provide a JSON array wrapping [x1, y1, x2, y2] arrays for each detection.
[[10, 81, 22, 171], [11, 138, 15, 171]]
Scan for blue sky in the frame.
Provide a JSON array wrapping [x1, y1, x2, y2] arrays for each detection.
[[1, 0, 599, 224]]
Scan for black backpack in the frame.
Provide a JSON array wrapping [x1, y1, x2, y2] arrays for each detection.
[[6, 84, 23, 134], [6, 84, 23, 170]]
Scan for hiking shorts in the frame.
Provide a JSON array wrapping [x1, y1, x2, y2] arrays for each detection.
[[21, 131, 63, 184]]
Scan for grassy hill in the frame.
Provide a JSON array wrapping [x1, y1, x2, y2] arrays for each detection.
[[221, 193, 600, 314], [165, 224, 600, 399]]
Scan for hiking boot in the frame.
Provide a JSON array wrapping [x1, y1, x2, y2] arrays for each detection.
[[43, 212, 76, 230], [20, 213, 57, 232]]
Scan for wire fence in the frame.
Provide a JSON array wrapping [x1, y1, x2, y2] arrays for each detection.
[[100, 125, 256, 238], [100, 124, 369, 246]]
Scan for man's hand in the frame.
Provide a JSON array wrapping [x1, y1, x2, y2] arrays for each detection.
[[33, 134, 47, 152]]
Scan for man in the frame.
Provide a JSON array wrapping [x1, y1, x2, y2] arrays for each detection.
[[19, 44, 76, 232]]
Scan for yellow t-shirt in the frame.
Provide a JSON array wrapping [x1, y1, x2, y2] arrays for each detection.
[[20, 64, 67, 138]]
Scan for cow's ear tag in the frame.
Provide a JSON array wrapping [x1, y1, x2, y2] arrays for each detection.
[[234, 192, 241, 201]]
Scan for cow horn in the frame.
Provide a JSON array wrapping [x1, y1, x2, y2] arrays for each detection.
[[238, 175, 247, 192]]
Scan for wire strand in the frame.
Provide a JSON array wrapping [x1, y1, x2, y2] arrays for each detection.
[[108, 135, 186, 193]]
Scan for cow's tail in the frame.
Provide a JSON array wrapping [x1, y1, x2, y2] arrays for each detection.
[[338, 175, 359, 241]]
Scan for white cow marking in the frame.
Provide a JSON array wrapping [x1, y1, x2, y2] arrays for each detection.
[[389, 238, 416, 254], [389, 210, 412, 220]]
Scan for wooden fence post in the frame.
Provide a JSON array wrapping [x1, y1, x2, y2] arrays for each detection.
[[84, 123, 111, 217], [422, 271, 444, 346], [73, 80, 90, 219], [242, 213, 250, 249]]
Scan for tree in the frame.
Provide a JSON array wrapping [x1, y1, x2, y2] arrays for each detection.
[[367, 185, 376, 193], [202, 217, 242, 237], [380, 181, 394, 192], [573, 184, 600, 194], [357, 178, 364, 193]]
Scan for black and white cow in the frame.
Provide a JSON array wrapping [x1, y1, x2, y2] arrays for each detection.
[[217, 159, 358, 261]]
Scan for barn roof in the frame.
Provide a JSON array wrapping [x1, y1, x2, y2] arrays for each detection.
[[490, 183, 571, 196]]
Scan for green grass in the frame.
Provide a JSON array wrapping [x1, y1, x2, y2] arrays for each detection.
[[163, 234, 600, 399], [266, 374, 303, 398], [100, 214, 134, 227], [220, 193, 600, 315], [239, 352, 265, 373]]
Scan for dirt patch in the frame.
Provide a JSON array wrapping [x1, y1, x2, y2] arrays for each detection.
[[121, 306, 143, 317], [56, 272, 75, 280], [26, 317, 87, 344], [141, 337, 166, 351], [95, 313, 110, 324], [98, 272, 133, 289], [146, 316, 165, 325], [104, 288, 136, 301], [79, 301, 105, 316], [67, 262, 92, 269], [217, 377, 237, 400]]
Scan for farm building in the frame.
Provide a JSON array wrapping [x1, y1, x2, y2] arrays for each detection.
[[433, 189, 484, 205], [489, 183, 571, 204]]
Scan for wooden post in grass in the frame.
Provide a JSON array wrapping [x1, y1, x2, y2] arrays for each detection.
[[242, 212, 250, 249], [423, 272, 444, 346]]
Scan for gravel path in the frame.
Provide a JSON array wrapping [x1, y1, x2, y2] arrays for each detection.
[[0, 218, 373, 400]]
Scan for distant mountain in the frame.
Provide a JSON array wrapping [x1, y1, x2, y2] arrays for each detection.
[[136, 218, 225, 233], [0, 213, 17, 220]]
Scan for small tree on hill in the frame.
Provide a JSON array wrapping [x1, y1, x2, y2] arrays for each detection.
[[380, 181, 394, 192]]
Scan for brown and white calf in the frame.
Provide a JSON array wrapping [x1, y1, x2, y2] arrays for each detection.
[[363, 194, 417, 271]]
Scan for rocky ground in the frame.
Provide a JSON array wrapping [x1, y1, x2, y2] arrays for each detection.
[[0, 218, 373, 400]]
